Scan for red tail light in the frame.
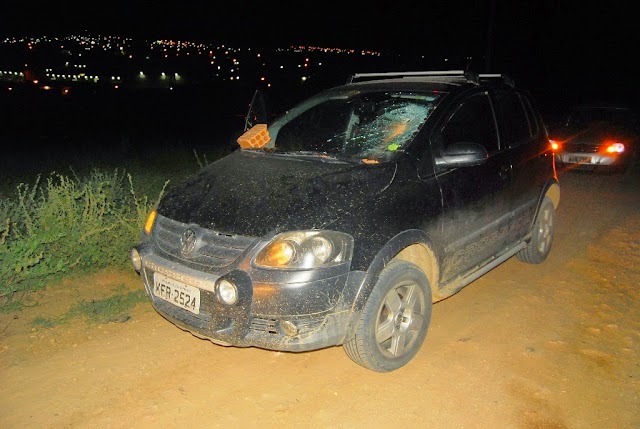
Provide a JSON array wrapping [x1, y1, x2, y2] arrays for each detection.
[[549, 139, 559, 151]]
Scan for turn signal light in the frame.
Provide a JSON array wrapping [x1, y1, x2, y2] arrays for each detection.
[[144, 209, 157, 235]]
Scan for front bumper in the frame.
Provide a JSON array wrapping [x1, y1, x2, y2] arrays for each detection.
[[135, 244, 363, 352]]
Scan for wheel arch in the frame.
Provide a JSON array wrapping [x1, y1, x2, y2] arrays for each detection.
[[341, 230, 441, 341], [394, 244, 440, 300], [545, 180, 561, 209]]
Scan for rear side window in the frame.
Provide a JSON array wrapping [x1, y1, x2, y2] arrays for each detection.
[[439, 93, 499, 154], [492, 90, 531, 148]]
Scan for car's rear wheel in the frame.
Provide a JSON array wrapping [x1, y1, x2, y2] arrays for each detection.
[[344, 260, 432, 372], [517, 196, 555, 264]]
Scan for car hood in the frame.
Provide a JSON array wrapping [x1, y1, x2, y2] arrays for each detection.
[[553, 122, 638, 146], [157, 150, 398, 237]]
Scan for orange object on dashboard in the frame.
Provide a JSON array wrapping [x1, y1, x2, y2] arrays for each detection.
[[237, 124, 271, 149]]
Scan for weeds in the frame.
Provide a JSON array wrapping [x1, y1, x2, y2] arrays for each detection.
[[31, 286, 149, 327], [1, 145, 223, 312], [67, 289, 148, 323], [192, 148, 210, 168], [0, 168, 166, 310]]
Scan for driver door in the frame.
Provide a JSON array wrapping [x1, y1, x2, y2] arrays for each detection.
[[435, 92, 513, 282]]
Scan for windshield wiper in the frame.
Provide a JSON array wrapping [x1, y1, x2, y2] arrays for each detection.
[[270, 151, 356, 164]]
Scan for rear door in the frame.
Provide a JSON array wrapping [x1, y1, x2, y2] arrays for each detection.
[[490, 89, 552, 243]]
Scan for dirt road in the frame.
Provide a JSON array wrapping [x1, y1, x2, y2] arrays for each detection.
[[1, 168, 639, 429]]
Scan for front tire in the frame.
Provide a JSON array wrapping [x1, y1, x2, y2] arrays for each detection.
[[344, 260, 432, 372], [517, 196, 555, 264]]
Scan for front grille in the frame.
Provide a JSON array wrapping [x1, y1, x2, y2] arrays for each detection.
[[152, 214, 257, 269]]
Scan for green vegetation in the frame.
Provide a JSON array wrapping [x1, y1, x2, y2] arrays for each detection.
[[32, 285, 149, 326], [0, 146, 225, 314], [0, 168, 162, 310]]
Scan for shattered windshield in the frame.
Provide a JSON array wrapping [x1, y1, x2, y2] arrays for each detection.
[[265, 91, 441, 162]]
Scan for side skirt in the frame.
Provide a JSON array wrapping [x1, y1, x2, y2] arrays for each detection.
[[435, 241, 527, 301]]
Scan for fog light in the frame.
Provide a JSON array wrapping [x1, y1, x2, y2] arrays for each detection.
[[217, 279, 238, 305], [130, 248, 142, 272], [280, 320, 298, 337]]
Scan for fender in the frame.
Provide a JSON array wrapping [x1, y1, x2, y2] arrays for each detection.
[[339, 229, 439, 342], [525, 178, 560, 240], [544, 178, 561, 210]]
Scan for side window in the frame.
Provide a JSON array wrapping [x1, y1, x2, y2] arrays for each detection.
[[521, 94, 540, 137], [492, 90, 531, 147], [440, 93, 499, 154]]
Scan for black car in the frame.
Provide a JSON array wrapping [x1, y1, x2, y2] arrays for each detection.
[[130, 70, 560, 372], [550, 103, 640, 173]]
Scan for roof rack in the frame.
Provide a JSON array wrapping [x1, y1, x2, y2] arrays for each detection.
[[348, 70, 480, 84], [348, 70, 515, 87], [478, 73, 515, 87]]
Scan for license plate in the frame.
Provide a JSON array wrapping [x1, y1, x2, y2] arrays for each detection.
[[153, 272, 201, 314], [567, 156, 591, 164]]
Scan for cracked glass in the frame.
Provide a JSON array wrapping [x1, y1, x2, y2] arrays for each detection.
[[266, 91, 441, 162]]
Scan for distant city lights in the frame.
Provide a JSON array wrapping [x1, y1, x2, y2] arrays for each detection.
[[1, 33, 465, 94]]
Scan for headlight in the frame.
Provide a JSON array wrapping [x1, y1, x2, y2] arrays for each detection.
[[605, 142, 625, 154], [254, 230, 354, 269]]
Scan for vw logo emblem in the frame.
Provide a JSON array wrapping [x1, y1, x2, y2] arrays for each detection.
[[180, 228, 197, 255]]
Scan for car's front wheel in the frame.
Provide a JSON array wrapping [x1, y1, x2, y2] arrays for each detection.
[[517, 196, 555, 264], [344, 260, 432, 372]]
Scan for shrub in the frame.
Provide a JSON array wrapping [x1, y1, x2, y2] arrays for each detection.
[[0, 169, 167, 309]]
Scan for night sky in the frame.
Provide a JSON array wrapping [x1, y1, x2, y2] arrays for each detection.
[[2, 0, 639, 102]]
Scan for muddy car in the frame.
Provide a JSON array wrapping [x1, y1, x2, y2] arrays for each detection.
[[130, 70, 560, 372]]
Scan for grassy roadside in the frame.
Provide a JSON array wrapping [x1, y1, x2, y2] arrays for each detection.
[[0, 267, 153, 346], [0, 144, 230, 321]]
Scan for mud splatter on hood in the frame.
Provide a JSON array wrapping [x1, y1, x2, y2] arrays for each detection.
[[157, 150, 397, 237]]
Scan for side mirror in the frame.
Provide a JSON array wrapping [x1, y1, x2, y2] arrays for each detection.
[[434, 142, 488, 168]]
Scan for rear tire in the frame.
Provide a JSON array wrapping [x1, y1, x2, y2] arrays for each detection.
[[344, 260, 432, 372], [517, 196, 555, 264]]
